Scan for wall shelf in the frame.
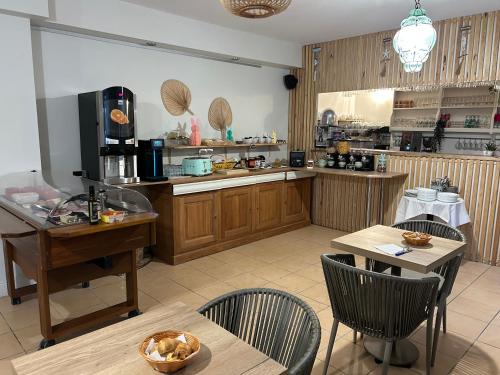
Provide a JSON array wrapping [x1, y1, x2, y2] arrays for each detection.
[[165, 143, 285, 150], [393, 107, 438, 110]]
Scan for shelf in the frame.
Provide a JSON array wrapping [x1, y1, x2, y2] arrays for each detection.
[[391, 127, 435, 132], [391, 127, 492, 133], [165, 143, 285, 150], [440, 105, 494, 109], [393, 107, 438, 110]]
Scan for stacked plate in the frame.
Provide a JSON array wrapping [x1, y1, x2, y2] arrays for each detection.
[[404, 189, 418, 198], [417, 188, 437, 202], [437, 192, 459, 203]]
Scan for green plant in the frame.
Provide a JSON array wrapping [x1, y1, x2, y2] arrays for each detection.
[[485, 141, 497, 151], [432, 118, 446, 152]]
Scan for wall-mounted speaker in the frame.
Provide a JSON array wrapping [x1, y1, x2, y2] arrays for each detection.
[[283, 74, 298, 90]]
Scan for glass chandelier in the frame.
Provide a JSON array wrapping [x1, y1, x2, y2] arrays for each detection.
[[219, 0, 292, 19], [393, 0, 437, 73]]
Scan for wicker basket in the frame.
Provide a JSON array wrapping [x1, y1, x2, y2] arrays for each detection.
[[402, 232, 432, 246], [212, 161, 237, 171], [139, 330, 201, 373]]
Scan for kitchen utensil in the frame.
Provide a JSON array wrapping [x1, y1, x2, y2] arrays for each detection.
[[208, 97, 232, 140], [417, 187, 437, 201], [182, 157, 212, 176], [139, 330, 200, 373], [317, 159, 327, 168], [404, 189, 418, 197], [437, 192, 459, 203], [160, 80, 194, 116]]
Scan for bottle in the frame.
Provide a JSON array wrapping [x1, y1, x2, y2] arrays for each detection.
[[88, 186, 99, 225]]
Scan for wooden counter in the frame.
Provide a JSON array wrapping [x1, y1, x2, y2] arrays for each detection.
[[309, 167, 408, 233], [293, 167, 407, 179], [120, 167, 293, 187], [0, 204, 157, 349]]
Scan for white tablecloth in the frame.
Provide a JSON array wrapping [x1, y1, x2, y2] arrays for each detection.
[[395, 196, 470, 228]]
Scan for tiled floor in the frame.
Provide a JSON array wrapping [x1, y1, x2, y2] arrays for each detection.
[[1, 225, 499, 374]]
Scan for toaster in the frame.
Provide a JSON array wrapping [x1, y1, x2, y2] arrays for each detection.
[[182, 157, 213, 176]]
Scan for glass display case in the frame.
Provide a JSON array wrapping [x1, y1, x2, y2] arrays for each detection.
[[0, 170, 153, 228]]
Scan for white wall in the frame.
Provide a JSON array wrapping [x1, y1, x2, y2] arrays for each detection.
[[39, 0, 302, 68], [32, 29, 290, 173], [0, 0, 48, 18], [0, 13, 41, 297]]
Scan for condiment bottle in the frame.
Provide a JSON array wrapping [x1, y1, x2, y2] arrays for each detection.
[[88, 186, 99, 225]]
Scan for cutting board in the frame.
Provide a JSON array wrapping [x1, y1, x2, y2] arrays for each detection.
[[215, 169, 250, 176]]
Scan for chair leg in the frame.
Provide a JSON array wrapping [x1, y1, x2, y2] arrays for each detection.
[[442, 303, 447, 333], [431, 300, 445, 366], [353, 330, 357, 343], [426, 314, 433, 375], [322, 319, 339, 375], [381, 341, 393, 375]]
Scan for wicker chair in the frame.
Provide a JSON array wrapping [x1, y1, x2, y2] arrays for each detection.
[[321, 254, 439, 375], [390, 220, 465, 366], [197, 288, 321, 375]]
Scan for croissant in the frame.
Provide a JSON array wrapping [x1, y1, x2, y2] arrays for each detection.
[[173, 342, 192, 360], [156, 338, 180, 355]]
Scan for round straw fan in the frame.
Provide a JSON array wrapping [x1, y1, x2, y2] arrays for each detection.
[[208, 97, 232, 139], [160, 79, 194, 116]]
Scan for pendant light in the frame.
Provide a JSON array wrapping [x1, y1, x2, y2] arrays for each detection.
[[393, 0, 437, 73], [219, 0, 291, 19]]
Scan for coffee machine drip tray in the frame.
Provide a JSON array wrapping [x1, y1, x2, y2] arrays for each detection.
[[103, 176, 141, 185]]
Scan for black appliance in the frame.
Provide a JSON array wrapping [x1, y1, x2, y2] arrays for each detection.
[[78, 86, 139, 184], [137, 139, 168, 181], [290, 151, 305, 167], [400, 132, 422, 152]]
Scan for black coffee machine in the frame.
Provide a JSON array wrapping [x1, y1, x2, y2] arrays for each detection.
[[78, 86, 139, 184], [137, 139, 168, 181]]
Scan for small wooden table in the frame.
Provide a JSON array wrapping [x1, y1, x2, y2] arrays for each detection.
[[331, 225, 466, 367], [11, 302, 287, 375]]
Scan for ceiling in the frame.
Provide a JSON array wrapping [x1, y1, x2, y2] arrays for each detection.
[[121, 0, 500, 45]]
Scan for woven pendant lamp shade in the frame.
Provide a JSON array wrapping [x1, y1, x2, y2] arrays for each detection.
[[220, 0, 291, 18]]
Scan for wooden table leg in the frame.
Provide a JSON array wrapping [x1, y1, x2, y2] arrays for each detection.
[[37, 267, 55, 349], [126, 249, 140, 318], [2, 240, 19, 305]]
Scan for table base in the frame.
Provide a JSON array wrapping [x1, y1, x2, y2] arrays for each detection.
[[364, 337, 419, 367]]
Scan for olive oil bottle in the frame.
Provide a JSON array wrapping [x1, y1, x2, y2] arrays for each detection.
[[88, 186, 99, 225]]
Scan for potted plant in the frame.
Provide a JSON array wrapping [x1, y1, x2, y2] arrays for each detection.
[[484, 141, 497, 156]]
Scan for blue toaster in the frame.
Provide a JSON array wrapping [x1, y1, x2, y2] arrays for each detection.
[[182, 157, 213, 176]]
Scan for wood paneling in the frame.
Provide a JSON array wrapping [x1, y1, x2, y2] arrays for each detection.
[[288, 11, 500, 161], [221, 186, 253, 240], [311, 174, 406, 233], [385, 154, 500, 266], [282, 179, 311, 224], [253, 182, 283, 230], [173, 192, 220, 252]]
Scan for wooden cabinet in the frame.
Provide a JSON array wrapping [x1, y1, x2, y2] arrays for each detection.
[[151, 178, 312, 264], [174, 191, 219, 252], [253, 182, 283, 231], [221, 186, 253, 240], [283, 179, 311, 224]]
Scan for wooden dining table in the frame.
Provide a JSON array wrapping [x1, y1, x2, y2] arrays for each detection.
[[331, 224, 466, 367], [11, 302, 287, 375]]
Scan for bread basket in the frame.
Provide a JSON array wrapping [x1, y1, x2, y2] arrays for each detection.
[[402, 232, 432, 246], [139, 330, 200, 373], [212, 161, 237, 171]]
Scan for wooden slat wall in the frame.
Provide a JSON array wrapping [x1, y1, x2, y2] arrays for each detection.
[[288, 11, 500, 161], [317, 10, 500, 93], [385, 155, 500, 266], [311, 175, 407, 233], [289, 10, 500, 266]]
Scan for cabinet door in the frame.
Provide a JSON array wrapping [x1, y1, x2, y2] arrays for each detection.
[[283, 179, 311, 224], [253, 182, 282, 231], [221, 186, 253, 240], [174, 192, 219, 252]]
